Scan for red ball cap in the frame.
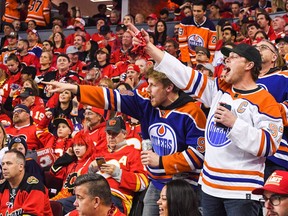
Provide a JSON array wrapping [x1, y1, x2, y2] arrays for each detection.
[[146, 13, 158, 20], [53, 117, 74, 131], [86, 106, 105, 118], [127, 64, 140, 73], [252, 170, 288, 195]]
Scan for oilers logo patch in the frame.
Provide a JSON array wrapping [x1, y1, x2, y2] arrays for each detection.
[[207, 115, 231, 147], [27, 176, 39, 184], [149, 123, 177, 155], [188, 34, 204, 51]]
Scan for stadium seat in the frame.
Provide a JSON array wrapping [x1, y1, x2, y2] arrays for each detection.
[[50, 201, 63, 216], [44, 171, 63, 198], [129, 189, 147, 216]]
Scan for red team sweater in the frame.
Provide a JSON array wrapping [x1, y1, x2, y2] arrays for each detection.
[[94, 144, 149, 215], [0, 174, 53, 215]]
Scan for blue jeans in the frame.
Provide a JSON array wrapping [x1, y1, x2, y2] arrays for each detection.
[[202, 191, 261, 216], [57, 195, 76, 214], [142, 183, 161, 216]]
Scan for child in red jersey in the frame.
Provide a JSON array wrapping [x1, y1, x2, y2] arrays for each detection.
[[49, 133, 93, 214], [37, 115, 74, 158]]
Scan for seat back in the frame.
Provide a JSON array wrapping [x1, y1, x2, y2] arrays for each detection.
[[50, 201, 63, 216], [44, 171, 63, 198]]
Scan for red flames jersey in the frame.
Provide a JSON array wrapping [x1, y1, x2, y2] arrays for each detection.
[[110, 48, 130, 64], [0, 175, 52, 215], [65, 33, 91, 46], [95, 145, 149, 214], [6, 124, 44, 150], [50, 154, 92, 200], [16, 52, 39, 67], [70, 60, 86, 77], [77, 122, 108, 156]]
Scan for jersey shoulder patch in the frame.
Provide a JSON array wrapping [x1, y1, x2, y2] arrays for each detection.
[[27, 176, 39, 184]]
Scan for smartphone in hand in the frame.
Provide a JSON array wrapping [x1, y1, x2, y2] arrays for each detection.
[[96, 157, 106, 168], [215, 103, 232, 128]]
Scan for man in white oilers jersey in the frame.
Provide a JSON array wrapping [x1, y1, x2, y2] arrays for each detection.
[[128, 23, 283, 216]]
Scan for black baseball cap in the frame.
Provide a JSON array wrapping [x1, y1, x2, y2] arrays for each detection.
[[106, 117, 126, 133], [99, 25, 111, 35], [53, 117, 74, 131], [7, 32, 18, 39], [116, 24, 127, 32], [19, 88, 36, 98], [221, 43, 262, 68], [86, 62, 99, 70], [275, 36, 288, 44], [8, 136, 28, 153], [195, 46, 211, 59], [21, 66, 37, 79], [14, 104, 30, 113]]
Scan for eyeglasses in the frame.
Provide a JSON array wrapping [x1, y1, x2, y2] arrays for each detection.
[[106, 131, 120, 137], [259, 194, 288, 206], [277, 42, 288, 46], [84, 111, 95, 116], [13, 109, 26, 115], [227, 54, 242, 60], [255, 44, 277, 54]]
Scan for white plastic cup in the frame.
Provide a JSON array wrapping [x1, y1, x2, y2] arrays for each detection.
[[142, 139, 152, 151]]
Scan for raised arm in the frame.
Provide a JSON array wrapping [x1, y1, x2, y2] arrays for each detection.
[[41, 81, 78, 94], [127, 23, 215, 106], [127, 23, 164, 64]]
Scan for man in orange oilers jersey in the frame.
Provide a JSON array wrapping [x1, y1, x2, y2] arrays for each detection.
[[179, 0, 216, 67]]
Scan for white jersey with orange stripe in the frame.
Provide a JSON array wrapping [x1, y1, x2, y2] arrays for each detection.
[[155, 52, 283, 200]]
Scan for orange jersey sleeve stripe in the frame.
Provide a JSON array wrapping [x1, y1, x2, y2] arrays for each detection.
[[270, 135, 278, 154], [187, 149, 202, 168], [279, 145, 288, 152], [198, 75, 208, 99], [147, 172, 173, 180], [257, 131, 266, 157], [183, 69, 195, 91]]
